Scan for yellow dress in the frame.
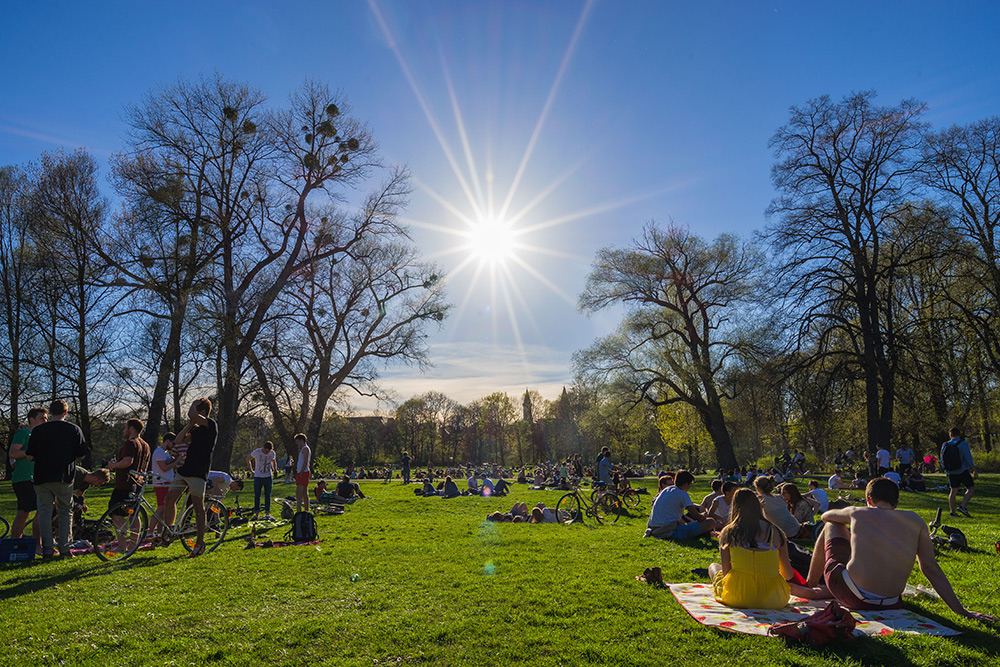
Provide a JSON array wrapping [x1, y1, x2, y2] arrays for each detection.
[[712, 531, 791, 610]]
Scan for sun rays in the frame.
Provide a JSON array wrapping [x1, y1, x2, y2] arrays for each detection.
[[367, 0, 663, 362]]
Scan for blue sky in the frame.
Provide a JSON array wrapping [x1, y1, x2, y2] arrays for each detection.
[[3, 1, 999, 409]]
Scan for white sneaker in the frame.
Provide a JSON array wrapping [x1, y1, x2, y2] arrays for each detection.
[[263, 514, 276, 521]]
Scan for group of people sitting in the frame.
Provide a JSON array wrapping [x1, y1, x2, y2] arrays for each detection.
[[828, 466, 926, 492], [415, 473, 511, 498], [643, 469, 993, 622], [485, 502, 559, 523]]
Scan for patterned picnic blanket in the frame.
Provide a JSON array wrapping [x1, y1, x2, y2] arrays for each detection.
[[668, 582, 960, 637]]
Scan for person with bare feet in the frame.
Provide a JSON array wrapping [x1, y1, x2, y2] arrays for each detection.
[[806, 478, 995, 622]]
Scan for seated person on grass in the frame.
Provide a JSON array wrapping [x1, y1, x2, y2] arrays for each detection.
[[493, 477, 510, 496], [336, 475, 365, 500], [906, 468, 926, 492], [850, 472, 867, 489], [805, 480, 829, 512], [707, 481, 737, 528], [828, 470, 844, 490], [701, 480, 724, 512], [710, 488, 830, 609], [420, 479, 439, 496], [467, 472, 479, 495], [644, 470, 714, 540], [480, 474, 495, 496], [805, 478, 996, 622], [441, 476, 461, 498]]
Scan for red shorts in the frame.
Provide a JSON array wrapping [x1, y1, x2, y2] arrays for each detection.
[[824, 536, 902, 610], [154, 486, 169, 506], [295, 472, 311, 486]]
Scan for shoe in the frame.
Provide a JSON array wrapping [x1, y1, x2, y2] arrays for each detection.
[[263, 514, 275, 521], [957, 506, 972, 518], [949, 512, 959, 517], [691, 567, 709, 578], [188, 545, 206, 558]]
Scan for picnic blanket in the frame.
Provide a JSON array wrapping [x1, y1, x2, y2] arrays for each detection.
[[668, 582, 960, 637]]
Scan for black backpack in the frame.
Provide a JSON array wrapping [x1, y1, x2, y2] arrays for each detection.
[[287, 511, 318, 542], [941, 440, 963, 472]]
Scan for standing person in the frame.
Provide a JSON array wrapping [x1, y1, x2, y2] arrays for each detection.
[[940, 428, 976, 518], [283, 454, 294, 484], [24, 400, 88, 559], [598, 446, 613, 485], [9, 406, 48, 542], [294, 433, 311, 512], [875, 445, 891, 476], [163, 398, 217, 558], [151, 433, 182, 537], [108, 419, 152, 511], [247, 440, 278, 520], [401, 450, 411, 485], [896, 444, 915, 475]]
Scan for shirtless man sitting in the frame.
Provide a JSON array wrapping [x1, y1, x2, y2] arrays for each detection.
[[806, 478, 994, 622]]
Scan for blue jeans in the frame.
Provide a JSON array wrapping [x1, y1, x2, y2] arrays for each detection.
[[253, 476, 273, 514]]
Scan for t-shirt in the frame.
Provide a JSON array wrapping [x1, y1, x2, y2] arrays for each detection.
[[940, 439, 973, 474], [896, 448, 913, 465], [828, 474, 842, 490], [481, 478, 495, 492], [759, 494, 801, 538], [598, 457, 613, 484], [467, 475, 478, 490], [875, 448, 890, 469], [884, 471, 902, 486], [648, 486, 694, 528], [336, 479, 359, 498], [114, 437, 150, 490], [711, 496, 731, 521], [24, 420, 88, 484], [207, 470, 232, 496], [250, 448, 276, 478], [152, 446, 174, 485], [73, 466, 92, 493], [10, 427, 33, 483], [177, 418, 217, 479], [807, 487, 829, 512], [296, 445, 311, 473]]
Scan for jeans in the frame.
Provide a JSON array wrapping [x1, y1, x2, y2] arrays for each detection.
[[35, 481, 74, 555], [253, 476, 273, 514]]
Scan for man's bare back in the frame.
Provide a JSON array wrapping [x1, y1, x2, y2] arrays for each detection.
[[844, 506, 924, 597]]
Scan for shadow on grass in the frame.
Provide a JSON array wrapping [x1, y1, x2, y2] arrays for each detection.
[[0, 552, 189, 601]]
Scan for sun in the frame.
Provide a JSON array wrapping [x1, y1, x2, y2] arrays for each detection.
[[465, 217, 516, 265]]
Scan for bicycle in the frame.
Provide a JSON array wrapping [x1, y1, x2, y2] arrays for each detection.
[[93, 471, 230, 562], [0, 514, 9, 539], [557, 483, 622, 525]]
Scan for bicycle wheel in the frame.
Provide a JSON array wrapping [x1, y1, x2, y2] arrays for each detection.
[[179, 498, 230, 553], [94, 502, 148, 562], [555, 493, 581, 524], [0, 515, 10, 539], [601, 494, 622, 524], [622, 489, 641, 509]]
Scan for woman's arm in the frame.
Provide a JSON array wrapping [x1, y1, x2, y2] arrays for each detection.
[[718, 546, 731, 576]]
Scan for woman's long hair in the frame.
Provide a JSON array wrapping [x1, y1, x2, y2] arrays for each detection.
[[719, 488, 773, 549], [781, 483, 803, 511]]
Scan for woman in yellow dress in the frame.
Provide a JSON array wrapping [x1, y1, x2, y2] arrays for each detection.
[[709, 488, 829, 609]]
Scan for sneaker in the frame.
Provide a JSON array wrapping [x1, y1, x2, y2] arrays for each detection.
[[957, 506, 972, 518], [263, 514, 276, 521], [949, 512, 959, 517], [188, 544, 206, 558]]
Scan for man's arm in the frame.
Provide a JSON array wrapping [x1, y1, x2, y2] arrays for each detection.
[[915, 523, 996, 622], [685, 504, 709, 521], [820, 507, 855, 524], [110, 456, 134, 470]]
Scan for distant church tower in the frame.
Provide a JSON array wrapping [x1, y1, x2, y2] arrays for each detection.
[[522, 389, 533, 423]]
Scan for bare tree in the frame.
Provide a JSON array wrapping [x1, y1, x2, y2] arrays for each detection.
[[576, 222, 763, 469]]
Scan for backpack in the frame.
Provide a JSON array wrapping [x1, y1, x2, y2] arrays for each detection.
[[941, 440, 963, 472], [286, 511, 318, 542], [769, 600, 857, 645]]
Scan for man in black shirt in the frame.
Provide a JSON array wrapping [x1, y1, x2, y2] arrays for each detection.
[[162, 398, 217, 557], [24, 399, 88, 558]]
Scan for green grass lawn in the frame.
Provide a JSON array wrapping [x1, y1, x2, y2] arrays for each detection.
[[1, 474, 998, 666]]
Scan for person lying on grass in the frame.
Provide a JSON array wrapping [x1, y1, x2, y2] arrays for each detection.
[[805, 477, 996, 622], [710, 488, 831, 609]]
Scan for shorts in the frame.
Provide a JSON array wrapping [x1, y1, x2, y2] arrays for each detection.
[[947, 470, 974, 489], [824, 537, 901, 610], [12, 480, 37, 512], [170, 475, 207, 497], [671, 520, 705, 539], [109, 488, 134, 516], [154, 486, 170, 506], [295, 471, 311, 486]]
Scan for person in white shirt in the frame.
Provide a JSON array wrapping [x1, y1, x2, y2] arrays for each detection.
[[707, 481, 737, 528], [644, 470, 714, 540], [806, 480, 829, 512], [828, 471, 844, 490], [151, 433, 183, 537], [895, 446, 914, 474], [206, 470, 243, 500], [294, 433, 311, 512], [467, 473, 479, 495], [884, 469, 903, 487], [480, 474, 495, 496], [247, 440, 278, 520], [875, 447, 891, 475]]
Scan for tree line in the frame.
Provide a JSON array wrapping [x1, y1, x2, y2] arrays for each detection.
[[3, 85, 1000, 471]]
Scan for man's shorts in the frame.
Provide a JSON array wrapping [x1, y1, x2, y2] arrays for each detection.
[[12, 480, 37, 512], [154, 485, 170, 506], [824, 536, 902, 610], [170, 475, 207, 497], [295, 471, 311, 486], [947, 470, 974, 489]]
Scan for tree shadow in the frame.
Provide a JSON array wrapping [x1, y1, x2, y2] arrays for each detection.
[[0, 553, 187, 601]]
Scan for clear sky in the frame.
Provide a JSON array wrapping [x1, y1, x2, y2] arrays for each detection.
[[3, 1, 999, 410]]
